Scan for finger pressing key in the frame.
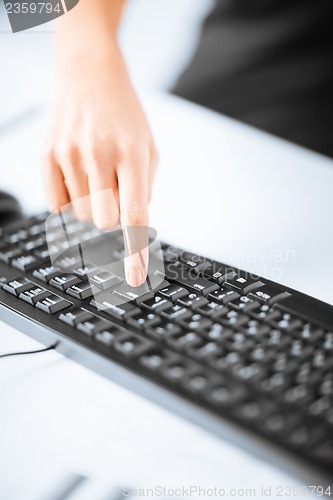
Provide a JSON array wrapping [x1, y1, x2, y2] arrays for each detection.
[[118, 162, 149, 288]]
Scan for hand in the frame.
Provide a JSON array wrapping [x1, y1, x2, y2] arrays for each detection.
[[42, 46, 157, 287]]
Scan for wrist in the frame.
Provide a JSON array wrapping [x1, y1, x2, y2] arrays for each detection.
[[53, 1, 123, 72], [54, 37, 124, 75]]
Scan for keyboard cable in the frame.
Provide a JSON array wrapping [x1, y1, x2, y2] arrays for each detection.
[[0, 342, 59, 359]]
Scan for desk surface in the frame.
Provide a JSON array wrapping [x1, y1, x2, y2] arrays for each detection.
[[0, 90, 332, 499]]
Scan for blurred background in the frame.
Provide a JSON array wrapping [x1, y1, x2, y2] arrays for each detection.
[[0, 0, 213, 122]]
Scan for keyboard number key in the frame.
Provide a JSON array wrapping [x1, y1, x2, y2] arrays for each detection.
[[19, 286, 49, 305], [3, 277, 33, 296], [59, 308, 93, 327], [36, 294, 72, 314]]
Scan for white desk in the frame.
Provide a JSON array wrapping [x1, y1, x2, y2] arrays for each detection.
[[0, 91, 332, 499]]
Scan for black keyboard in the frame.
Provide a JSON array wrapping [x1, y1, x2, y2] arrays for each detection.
[[1, 212, 333, 487]]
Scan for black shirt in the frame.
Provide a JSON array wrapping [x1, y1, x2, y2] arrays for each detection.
[[173, 0, 333, 157]]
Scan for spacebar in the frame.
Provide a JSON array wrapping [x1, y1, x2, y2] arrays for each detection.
[[276, 294, 333, 328]]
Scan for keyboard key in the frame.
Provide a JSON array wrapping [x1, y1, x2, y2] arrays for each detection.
[[19, 285, 50, 305], [196, 301, 228, 318], [167, 331, 203, 349], [208, 288, 240, 305], [178, 313, 213, 331], [203, 264, 237, 285], [323, 332, 333, 351], [225, 274, 264, 294], [249, 303, 281, 322], [163, 363, 187, 381], [141, 296, 173, 312], [225, 333, 255, 354], [90, 292, 140, 320], [266, 331, 291, 350], [164, 264, 219, 296], [11, 254, 40, 272], [49, 274, 81, 292], [209, 385, 234, 405], [89, 271, 123, 290], [77, 315, 111, 336], [186, 374, 209, 392], [264, 414, 287, 434], [179, 252, 211, 272], [19, 235, 46, 252], [241, 319, 270, 336], [0, 246, 22, 263], [203, 323, 232, 342], [146, 320, 181, 339], [161, 304, 192, 321], [3, 277, 33, 296], [47, 240, 70, 256], [221, 310, 250, 328], [208, 383, 245, 407], [314, 440, 333, 463], [284, 384, 310, 405], [294, 363, 314, 385], [312, 349, 327, 369], [95, 328, 122, 346], [103, 300, 141, 320], [176, 292, 208, 309], [295, 324, 325, 343], [232, 362, 266, 382], [308, 397, 331, 418], [189, 341, 222, 360], [157, 283, 189, 302], [320, 373, 333, 396], [271, 312, 303, 332], [114, 335, 153, 357], [59, 308, 93, 327], [127, 310, 161, 330], [250, 346, 274, 363], [33, 265, 58, 283], [272, 354, 299, 375], [239, 401, 263, 421], [4, 228, 28, 244], [140, 349, 171, 370], [112, 281, 155, 304], [66, 281, 97, 301], [54, 254, 82, 271], [33, 245, 50, 260], [210, 351, 240, 371], [28, 222, 45, 236], [229, 296, 261, 313], [72, 262, 98, 280], [36, 294, 72, 314], [249, 285, 291, 305]]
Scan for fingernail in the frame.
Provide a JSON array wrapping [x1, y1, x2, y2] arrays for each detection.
[[95, 218, 111, 231], [127, 267, 144, 287]]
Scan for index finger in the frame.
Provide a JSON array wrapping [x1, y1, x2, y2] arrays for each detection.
[[117, 161, 149, 288]]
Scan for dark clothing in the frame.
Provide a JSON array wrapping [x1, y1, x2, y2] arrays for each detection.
[[173, 0, 333, 158]]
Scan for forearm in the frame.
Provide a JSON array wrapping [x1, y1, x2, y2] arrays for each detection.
[[54, 0, 127, 69]]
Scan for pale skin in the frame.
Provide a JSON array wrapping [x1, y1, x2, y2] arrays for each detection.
[[42, 0, 157, 287]]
